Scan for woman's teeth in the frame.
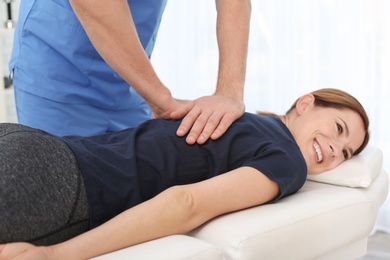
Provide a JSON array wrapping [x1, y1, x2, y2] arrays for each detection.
[[313, 141, 323, 163]]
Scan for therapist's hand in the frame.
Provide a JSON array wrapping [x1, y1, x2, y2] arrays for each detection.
[[150, 97, 194, 120], [172, 94, 245, 145]]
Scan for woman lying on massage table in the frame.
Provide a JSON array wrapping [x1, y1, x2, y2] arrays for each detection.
[[0, 88, 369, 260]]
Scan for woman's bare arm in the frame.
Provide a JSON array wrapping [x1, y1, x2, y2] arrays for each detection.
[[0, 167, 278, 259]]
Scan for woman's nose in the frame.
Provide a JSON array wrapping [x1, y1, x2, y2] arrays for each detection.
[[329, 143, 341, 158]]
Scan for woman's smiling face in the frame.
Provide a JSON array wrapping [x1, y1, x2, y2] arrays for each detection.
[[288, 94, 366, 175]]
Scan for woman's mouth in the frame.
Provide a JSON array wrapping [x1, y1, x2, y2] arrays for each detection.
[[313, 140, 323, 163]]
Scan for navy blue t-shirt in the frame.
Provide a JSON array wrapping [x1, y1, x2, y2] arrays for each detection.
[[62, 113, 307, 228]]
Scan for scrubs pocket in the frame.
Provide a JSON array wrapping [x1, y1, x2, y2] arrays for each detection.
[[17, 0, 96, 86]]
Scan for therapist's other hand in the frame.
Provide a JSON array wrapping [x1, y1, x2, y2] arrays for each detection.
[[151, 98, 193, 120], [172, 94, 245, 145]]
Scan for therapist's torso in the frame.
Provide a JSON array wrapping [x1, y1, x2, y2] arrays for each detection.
[[10, 0, 168, 109]]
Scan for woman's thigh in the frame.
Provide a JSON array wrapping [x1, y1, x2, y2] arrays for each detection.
[[0, 123, 89, 245]]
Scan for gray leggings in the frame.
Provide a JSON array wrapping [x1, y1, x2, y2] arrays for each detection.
[[0, 123, 89, 245]]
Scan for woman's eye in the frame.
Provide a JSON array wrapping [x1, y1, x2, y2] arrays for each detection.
[[337, 123, 343, 134], [343, 149, 348, 159]]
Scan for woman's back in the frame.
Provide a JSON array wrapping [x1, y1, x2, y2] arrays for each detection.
[[62, 113, 307, 228]]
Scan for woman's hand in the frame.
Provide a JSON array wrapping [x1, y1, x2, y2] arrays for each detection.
[[0, 243, 55, 260]]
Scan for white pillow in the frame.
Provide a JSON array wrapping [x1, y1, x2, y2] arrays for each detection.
[[307, 144, 383, 187]]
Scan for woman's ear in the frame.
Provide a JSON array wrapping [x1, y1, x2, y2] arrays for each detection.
[[295, 94, 315, 115]]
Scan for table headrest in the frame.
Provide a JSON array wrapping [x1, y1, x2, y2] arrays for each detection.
[[307, 144, 383, 187]]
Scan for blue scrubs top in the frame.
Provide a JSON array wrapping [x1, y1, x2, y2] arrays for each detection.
[[9, 0, 168, 110], [62, 113, 308, 228]]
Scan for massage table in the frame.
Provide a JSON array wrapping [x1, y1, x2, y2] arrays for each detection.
[[93, 144, 389, 259]]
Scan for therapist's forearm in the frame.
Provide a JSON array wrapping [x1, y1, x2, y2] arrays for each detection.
[[215, 0, 251, 100], [69, 0, 172, 106]]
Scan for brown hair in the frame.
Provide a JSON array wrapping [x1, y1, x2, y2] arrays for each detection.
[[285, 88, 370, 155]]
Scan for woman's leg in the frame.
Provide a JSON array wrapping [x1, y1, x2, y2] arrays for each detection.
[[0, 123, 89, 245]]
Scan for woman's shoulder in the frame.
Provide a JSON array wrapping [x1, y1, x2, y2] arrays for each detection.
[[235, 112, 289, 135], [239, 112, 281, 123]]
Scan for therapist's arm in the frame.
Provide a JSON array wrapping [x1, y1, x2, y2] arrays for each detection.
[[0, 167, 278, 259], [174, 0, 251, 145], [69, 0, 188, 119]]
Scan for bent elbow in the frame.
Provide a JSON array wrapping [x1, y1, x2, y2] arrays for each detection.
[[165, 186, 201, 232], [169, 186, 196, 212]]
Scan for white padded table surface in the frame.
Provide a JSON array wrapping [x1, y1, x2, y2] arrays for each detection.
[[92, 235, 224, 260], [190, 170, 388, 260]]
